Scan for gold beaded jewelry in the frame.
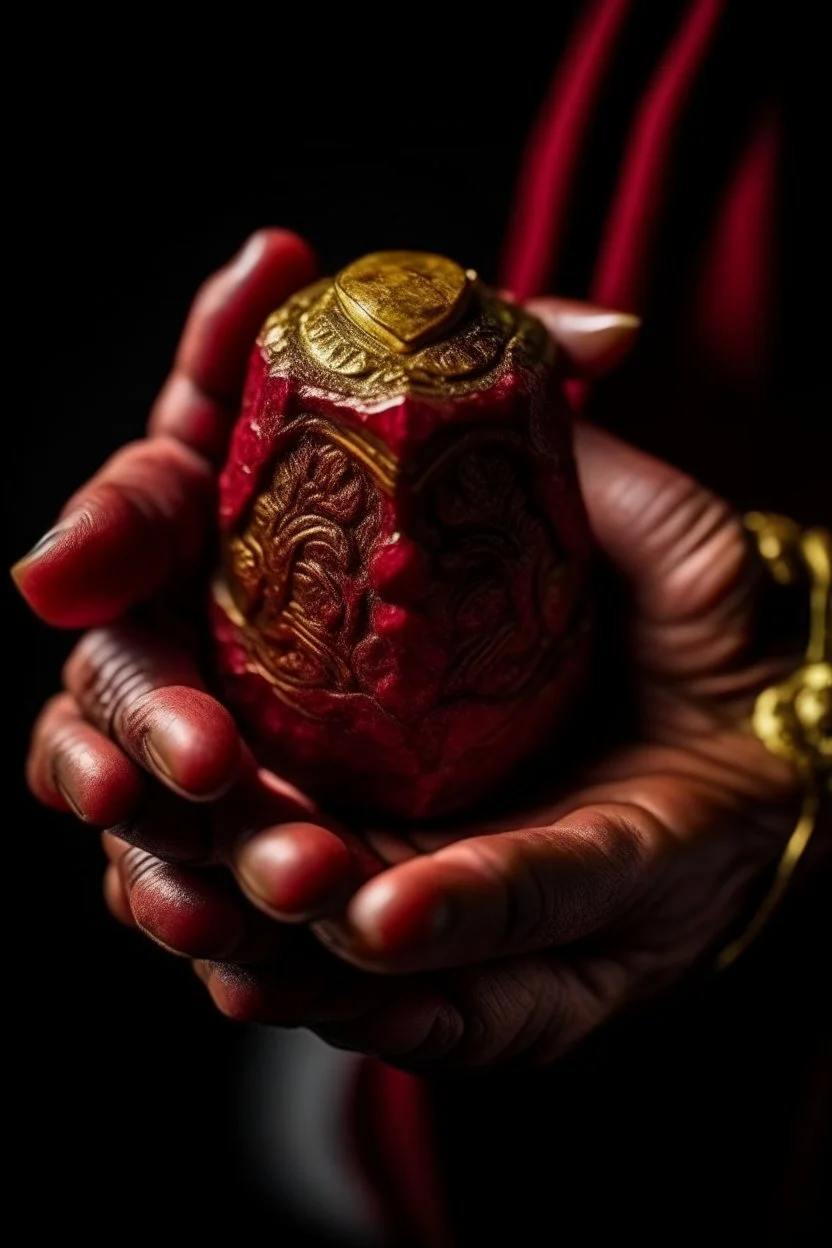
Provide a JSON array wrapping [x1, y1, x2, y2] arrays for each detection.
[[715, 513, 831, 970]]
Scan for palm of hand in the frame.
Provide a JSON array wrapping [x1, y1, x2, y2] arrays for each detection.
[[282, 423, 796, 1067]]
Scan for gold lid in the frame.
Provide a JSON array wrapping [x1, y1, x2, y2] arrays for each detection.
[[258, 249, 552, 398], [335, 251, 473, 354]]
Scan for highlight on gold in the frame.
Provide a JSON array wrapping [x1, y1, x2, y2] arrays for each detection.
[[259, 249, 551, 399], [335, 251, 474, 353]]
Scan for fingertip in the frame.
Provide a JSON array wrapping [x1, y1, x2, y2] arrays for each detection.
[[234, 821, 355, 920], [127, 865, 248, 959], [27, 695, 145, 825], [526, 296, 640, 380], [61, 752, 145, 828], [197, 961, 262, 1023], [342, 865, 454, 965], [11, 510, 100, 627], [140, 689, 241, 800], [12, 439, 214, 627], [248, 227, 318, 283]]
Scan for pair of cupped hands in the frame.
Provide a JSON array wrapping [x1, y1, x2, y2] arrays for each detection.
[[18, 231, 797, 1070]]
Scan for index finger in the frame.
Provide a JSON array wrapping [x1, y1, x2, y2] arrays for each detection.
[[148, 228, 317, 462], [12, 230, 317, 623]]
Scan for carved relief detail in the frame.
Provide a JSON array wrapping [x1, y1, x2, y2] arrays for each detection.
[[259, 280, 552, 398], [219, 418, 574, 718], [221, 422, 386, 709]]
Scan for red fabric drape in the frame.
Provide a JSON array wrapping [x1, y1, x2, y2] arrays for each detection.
[[500, 0, 634, 301], [590, 0, 726, 313], [691, 112, 779, 387]]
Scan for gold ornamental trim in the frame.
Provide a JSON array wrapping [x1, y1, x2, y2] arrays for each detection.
[[335, 251, 474, 353], [259, 250, 553, 400]]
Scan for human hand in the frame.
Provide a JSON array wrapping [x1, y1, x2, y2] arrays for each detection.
[[19, 239, 810, 1069], [25, 415, 810, 1069], [18, 238, 637, 910], [17, 228, 317, 815], [182, 415, 809, 1069]]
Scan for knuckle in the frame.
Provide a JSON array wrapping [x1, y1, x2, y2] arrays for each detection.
[[77, 475, 149, 529], [107, 434, 194, 471], [402, 1005, 466, 1065], [106, 436, 210, 502], [90, 476, 163, 530], [447, 965, 545, 1069], [83, 443, 210, 536], [647, 478, 749, 623], [107, 793, 212, 866], [535, 959, 624, 1065], [95, 439, 150, 472], [640, 469, 704, 550], [316, 1002, 466, 1068], [440, 836, 550, 952], [66, 630, 158, 740], [118, 688, 162, 750], [449, 961, 602, 1070], [668, 492, 743, 578], [579, 811, 650, 883], [553, 814, 648, 939], [120, 846, 167, 893]]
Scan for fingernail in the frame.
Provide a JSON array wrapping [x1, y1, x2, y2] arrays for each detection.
[[142, 726, 235, 802], [526, 299, 641, 380], [236, 822, 351, 918], [313, 919, 351, 953], [561, 309, 641, 331], [228, 232, 268, 282], [236, 830, 299, 903], [54, 775, 87, 822], [348, 878, 456, 955], [10, 515, 81, 584], [555, 309, 641, 360], [143, 735, 178, 785]]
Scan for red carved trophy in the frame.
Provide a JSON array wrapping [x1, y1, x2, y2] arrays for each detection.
[[211, 252, 593, 819]]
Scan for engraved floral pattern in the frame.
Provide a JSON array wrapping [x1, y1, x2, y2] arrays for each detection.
[[224, 422, 570, 720], [226, 429, 383, 707]]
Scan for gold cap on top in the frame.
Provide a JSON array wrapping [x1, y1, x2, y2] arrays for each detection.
[[335, 251, 473, 354], [258, 248, 551, 398]]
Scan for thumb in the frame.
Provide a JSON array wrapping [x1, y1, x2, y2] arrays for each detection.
[[525, 296, 640, 379], [313, 803, 662, 973]]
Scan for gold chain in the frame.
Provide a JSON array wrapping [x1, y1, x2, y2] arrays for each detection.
[[715, 513, 831, 971]]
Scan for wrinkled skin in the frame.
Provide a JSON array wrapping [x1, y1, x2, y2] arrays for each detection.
[[18, 230, 809, 1070]]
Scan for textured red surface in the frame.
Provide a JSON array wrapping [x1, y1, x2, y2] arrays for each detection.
[[211, 325, 593, 820]]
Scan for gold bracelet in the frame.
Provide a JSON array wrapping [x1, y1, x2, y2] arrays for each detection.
[[715, 512, 831, 971]]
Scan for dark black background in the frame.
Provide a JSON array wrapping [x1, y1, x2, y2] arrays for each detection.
[[6, 5, 829, 1245], [6, 16, 572, 1246]]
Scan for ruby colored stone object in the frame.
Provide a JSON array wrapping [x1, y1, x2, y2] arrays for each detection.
[[211, 252, 593, 820]]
